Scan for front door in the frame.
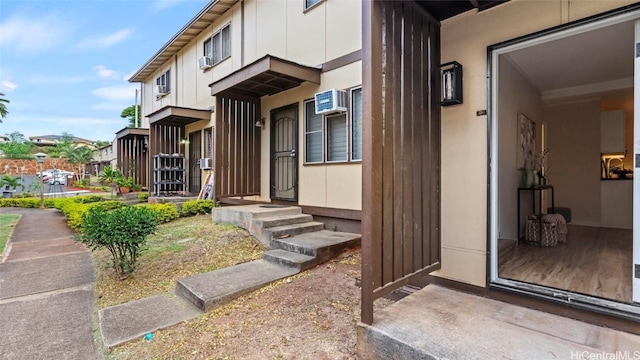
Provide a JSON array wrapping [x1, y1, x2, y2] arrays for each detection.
[[270, 104, 298, 201], [188, 131, 202, 194]]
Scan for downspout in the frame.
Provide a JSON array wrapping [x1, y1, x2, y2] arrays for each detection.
[[241, 0, 245, 67]]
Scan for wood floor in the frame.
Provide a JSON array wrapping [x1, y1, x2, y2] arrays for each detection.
[[499, 225, 633, 303]]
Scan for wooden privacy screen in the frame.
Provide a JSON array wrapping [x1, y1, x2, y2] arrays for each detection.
[[361, 0, 442, 325], [116, 131, 149, 189], [214, 94, 261, 199]]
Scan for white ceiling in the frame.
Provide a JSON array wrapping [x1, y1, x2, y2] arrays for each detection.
[[504, 19, 635, 98]]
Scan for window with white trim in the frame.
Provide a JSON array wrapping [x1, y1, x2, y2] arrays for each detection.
[[351, 87, 362, 161], [303, 86, 363, 164], [155, 69, 170, 95], [204, 24, 231, 66]]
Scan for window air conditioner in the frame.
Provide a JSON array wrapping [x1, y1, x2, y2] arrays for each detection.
[[199, 158, 212, 170], [198, 56, 213, 70], [314, 89, 348, 114], [155, 85, 167, 96]]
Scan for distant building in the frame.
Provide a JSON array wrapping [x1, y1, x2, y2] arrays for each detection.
[[29, 135, 97, 149]]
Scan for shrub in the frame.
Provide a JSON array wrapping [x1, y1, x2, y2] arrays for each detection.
[[76, 206, 158, 279], [181, 199, 213, 216], [138, 192, 149, 202], [144, 203, 179, 223]]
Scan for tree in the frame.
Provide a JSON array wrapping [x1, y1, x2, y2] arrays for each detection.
[[61, 145, 95, 180], [94, 140, 110, 148], [0, 131, 32, 159], [0, 93, 9, 122], [120, 105, 141, 127]]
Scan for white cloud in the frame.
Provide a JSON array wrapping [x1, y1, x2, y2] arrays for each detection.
[[123, 70, 137, 82], [1, 80, 17, 92], [91, 102, 129, 112], [76, 28, 133, 50], [92, 85, 138, 101], [0, 13, 72, 55], [93, 65, 118, 79]]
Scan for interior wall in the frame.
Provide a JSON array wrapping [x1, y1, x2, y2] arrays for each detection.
[[544, 99, 602, 226], [497, 56, 544, 241]]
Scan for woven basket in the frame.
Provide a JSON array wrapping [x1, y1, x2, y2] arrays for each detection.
[[525, 220, 558, 246]]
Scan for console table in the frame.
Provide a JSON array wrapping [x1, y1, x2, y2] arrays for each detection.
[[517, 185, 554, 243]]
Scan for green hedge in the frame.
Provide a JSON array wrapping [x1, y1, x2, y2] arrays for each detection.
[[180, 199, 213, 216], [141, 203, 180, 223]]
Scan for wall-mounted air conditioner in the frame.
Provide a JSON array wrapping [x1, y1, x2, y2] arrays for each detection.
[[199, 158, 211, 170], [155, 85, 167, 96], [314, 89, 348, 114], [198, 56, 213, 70]]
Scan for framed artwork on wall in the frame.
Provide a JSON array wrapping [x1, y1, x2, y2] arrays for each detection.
[[517, 113, 535, 170]]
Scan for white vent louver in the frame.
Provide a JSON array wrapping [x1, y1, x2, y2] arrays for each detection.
[[199, 158, 211, 170], [198, 56, 213, 70], [314, 89, 348, 114]]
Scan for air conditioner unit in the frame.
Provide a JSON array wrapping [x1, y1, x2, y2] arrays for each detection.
[[198, 56, 213, 70], [314, 89, 348, 114], [155, 85, 167, 96], [199, 158, 211, 170]]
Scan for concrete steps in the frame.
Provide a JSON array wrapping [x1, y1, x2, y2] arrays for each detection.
[[98, 204, 362, 347]]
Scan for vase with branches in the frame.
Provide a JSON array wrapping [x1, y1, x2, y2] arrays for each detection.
[[535, 149, 550, 185]]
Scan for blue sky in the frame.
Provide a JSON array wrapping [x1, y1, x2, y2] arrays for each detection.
[[0, 0, 208, 142]]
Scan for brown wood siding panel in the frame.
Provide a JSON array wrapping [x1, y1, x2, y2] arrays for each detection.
[[214, 94, 261, 199], [361, 0, 380, 326], [361, 0, 441, 325]]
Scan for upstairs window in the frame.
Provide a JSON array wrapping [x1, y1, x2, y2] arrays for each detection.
[[204, 24, 231, 66], [155, 69, 170, 96], [304, 0, 322, 11]]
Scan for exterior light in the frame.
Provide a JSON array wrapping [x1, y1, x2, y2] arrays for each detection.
[[441, 61, 463, 106], [255, 117, 265, 128], [34, 152, 47, 208]]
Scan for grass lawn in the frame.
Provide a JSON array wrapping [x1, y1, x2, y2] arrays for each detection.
[[94, 215, 267, 309], [0, 213, 20, 256]]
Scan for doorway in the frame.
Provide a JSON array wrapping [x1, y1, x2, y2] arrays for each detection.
[[270, 104, 298, 201], [489, 10, 640, 311], [188, 130, 202, 194]]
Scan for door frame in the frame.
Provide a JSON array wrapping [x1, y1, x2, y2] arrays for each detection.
[[188, 130, 202, 194], [487, 7, 640, 318], [269, 103, 299, 202]]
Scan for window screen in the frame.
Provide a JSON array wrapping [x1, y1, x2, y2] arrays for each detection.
[[351, 88, 362, 160], [305, 101, 323, 163], [326, 113, 347, 162]]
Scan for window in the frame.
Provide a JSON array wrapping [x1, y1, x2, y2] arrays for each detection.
[[203, 24, 231, 66], [155, 69, 170, 95], [303, 86, 363, 164], [351, 88, 362, 160], [305, 101, 323, 163], [204, 127, 213, 160], [304, 0, 322, 10]]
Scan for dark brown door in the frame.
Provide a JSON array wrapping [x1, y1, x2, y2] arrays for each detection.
[[270, 104, 298, 201], [188, 131, 202, 194]]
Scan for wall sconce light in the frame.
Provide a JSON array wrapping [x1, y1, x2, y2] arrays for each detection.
[[180, 138, 190, 145], [441, 61, 463, 106], [255, 117, 265, 128]]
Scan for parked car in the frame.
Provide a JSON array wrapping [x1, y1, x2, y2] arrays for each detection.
[[44, 170, 74, 185], [36, 169, 56, 178]]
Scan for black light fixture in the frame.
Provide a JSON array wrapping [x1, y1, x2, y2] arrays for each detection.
[[441, 61, 463, 106]]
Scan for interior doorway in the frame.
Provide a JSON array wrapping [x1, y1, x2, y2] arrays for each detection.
[[489, 10, 640, 311]]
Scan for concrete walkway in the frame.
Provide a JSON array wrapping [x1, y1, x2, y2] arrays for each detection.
[[0, 208, 103, 360]]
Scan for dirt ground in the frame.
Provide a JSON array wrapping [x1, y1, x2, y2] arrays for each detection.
[[107, 249, 393, 360]]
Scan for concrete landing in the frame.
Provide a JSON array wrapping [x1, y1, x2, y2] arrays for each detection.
[[357, 285, 640, 359], [99, 293, 202, 348], [212, 204, 301, 231], [176, 259, 298, 312]]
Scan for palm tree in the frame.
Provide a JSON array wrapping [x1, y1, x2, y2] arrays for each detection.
[[0, 93, 9, 122], [60, 145, 95, 182]]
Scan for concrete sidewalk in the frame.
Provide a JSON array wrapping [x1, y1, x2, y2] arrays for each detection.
[[0, 208, 103, 360]]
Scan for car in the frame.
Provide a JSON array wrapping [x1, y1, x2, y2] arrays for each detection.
[[36, 169, 56, 178], [44, 170, 75, 185]]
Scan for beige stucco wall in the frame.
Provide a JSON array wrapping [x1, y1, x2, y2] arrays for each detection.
[[137, 0, 362, 208], [259, 61, 363, 209], [436, 0, 636, 287]]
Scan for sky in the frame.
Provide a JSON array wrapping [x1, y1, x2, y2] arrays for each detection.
[[0, 0, 209, 142]]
